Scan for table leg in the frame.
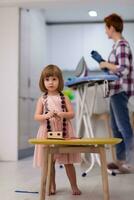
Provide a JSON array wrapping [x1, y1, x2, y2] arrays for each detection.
[[99, 146, 110, 200], [46, 153, 52, 195], [40, 147, 49, 200]]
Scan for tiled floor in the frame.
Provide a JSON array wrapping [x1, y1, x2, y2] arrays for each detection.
[[0, 156, 134, 200]]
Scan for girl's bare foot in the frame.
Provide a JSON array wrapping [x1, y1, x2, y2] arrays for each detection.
[[50, 183, 56, 195], [72, 186, 81, 195]]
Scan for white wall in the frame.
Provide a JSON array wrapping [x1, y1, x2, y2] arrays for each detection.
[[47, 23, 134, 112], [0, 7, 19, 161], [0, 8, 48, 160], [47, 23, 134, 70], [47, 23, 134, 137]]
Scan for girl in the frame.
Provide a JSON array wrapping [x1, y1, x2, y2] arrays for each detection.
[[33, 64, 81, 195]]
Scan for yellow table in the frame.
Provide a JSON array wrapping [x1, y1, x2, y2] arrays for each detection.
[[29, 137, 122, 200]]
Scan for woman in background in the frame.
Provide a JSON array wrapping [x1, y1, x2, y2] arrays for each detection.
[[100, 13, 134, 173]]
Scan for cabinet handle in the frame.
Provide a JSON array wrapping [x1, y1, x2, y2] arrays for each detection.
[[28, 78, 31, 88]]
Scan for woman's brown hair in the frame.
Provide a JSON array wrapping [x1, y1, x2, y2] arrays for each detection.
[[104, 13, 123, 33], [39, 64, 64, 92]]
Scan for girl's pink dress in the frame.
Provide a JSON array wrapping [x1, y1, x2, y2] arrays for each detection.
[[33, 94, 81, 167]]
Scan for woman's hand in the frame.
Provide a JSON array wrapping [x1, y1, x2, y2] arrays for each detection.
[[100, 61, 108, 69], [100, 61, 117, 72]]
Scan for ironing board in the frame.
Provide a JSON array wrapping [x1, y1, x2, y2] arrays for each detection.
[[65, 72, 119, 176], [65, 73, 118, 87]]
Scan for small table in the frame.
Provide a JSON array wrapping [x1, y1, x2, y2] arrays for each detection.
[[29, 137, 121, 200]]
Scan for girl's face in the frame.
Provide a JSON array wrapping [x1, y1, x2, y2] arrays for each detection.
[[44, 76, 59, 93]]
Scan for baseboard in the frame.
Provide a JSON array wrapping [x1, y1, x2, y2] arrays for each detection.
[[18, 147, 34, 160]]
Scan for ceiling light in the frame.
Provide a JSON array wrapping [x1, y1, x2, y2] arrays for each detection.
[[88, 10, 97, 17]]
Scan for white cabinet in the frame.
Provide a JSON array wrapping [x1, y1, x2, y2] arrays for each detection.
[[18, 9, 47, 158]]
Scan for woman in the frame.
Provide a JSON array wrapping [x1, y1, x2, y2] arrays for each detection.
[[100, 13, 134, 173]]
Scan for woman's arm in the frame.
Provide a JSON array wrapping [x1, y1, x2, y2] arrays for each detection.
[[100, 43, 130, 76], [100, 61, 117, 72]]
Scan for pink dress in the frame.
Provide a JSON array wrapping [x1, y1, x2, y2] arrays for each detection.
[[33, 94, 81, 167]]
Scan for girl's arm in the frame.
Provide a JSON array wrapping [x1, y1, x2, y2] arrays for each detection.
[[34, 97, 54, 122], [56, 96, 75, 119]]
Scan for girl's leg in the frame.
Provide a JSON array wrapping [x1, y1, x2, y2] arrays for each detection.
[[64, 164, 81, 195], [50, 161, 56, 194]]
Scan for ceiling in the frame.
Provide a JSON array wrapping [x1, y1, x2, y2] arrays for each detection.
[[0, 0, 134, 23]]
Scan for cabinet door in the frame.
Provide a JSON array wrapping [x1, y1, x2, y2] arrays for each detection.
[[19, 97, 30, 150], [29, 21, 47, 99], [29, 98, 39, 139], [19, 9, 31, 98], [19, 9, 47, 157], [19, 97, 39, 151]]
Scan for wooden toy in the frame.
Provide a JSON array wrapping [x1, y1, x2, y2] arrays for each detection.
[[47, 131, 63, 139]]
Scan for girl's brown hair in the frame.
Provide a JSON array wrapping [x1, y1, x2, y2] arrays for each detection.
[[104, 13, 123, 33], [39, 64, 64, 92]]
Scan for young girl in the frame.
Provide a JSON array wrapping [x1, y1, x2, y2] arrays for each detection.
[[33, 64, 81, 195]]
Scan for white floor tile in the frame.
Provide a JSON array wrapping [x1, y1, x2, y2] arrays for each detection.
[[0, 157, 134, 200]]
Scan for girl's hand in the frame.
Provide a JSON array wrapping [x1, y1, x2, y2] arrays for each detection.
[[54, 111, 65, 118], [45, 111, 55, 119]]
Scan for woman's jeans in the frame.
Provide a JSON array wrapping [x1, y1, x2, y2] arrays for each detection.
[[110, 92, 133, 162]]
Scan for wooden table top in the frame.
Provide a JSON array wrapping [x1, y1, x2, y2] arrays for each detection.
[[29, 137, 122, 146]]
